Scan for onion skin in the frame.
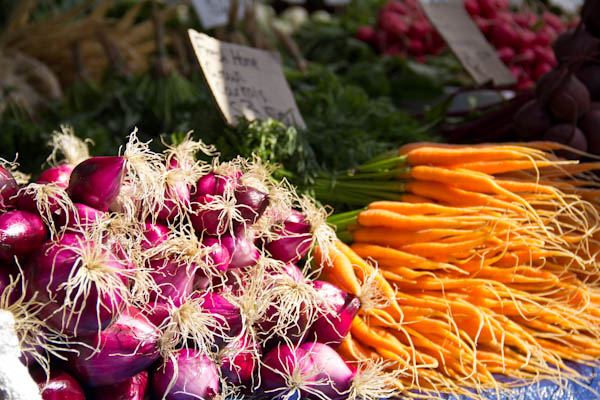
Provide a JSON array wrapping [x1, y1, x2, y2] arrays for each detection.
[[265, 211, 312, 264], [221, 230, 260, 269], [215, 172, 241, 196], [156, 179, 190, 223], [309, 281, 361, 345], [54, 203, 104, 230], [260, 345, 311, 399], [203, 237, 231, 272], [65, 307, 160, 387], [0, 165, 18, 210], [152, 349, 219, 400], [141, 223, 170, 250], [195, 173, 217, 196], [67, 156, 125, 212], [190, 194, 228, 236], [94, 370, 148, 400], [149, 258, 195, 307], [220, 333, 261, 386], [30, 368, 85, 400], [197, 291, 242, 338], [27, 233, 128, 336], [37, 164, 75, 188], [298, 342, 354, 400], [234, 185, 269, 224], [0, 210, 47, 262]]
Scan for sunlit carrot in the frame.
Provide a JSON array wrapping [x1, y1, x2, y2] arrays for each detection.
[[314, 243, 362, 295], [405, 146, 543, 166], [446, 160, 571, 175]]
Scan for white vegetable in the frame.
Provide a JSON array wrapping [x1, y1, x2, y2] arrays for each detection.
[[0, 310, 42, 400]]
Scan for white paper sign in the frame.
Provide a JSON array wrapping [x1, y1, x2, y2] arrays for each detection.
[[419, 0, 516, 87], [190, 0, 251, 29], [188, 30, 306, 129]]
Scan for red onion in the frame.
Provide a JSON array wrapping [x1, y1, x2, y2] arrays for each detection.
[[94, 370, 148, 400], [190, 194, 229, 236], [260, 343, 353, 400], [152, 349, 219, 400], [203, 237, 231, 272], [220, 333, 261, 386], [54, 203, 104, 230], [27, 232, 129, 336], [0, 210, 47, 262], [149, 257, 195, 306], [309, 281, 361, 345], [234, 185, 269, 224], [215, 172, 241, 196], [197, 291, 242, 338], [0, 164, 18, 210], [195, 172, 218, 196], [37, 164, 75, 188], [67, 156, 125, 211], [15, 183, 70, 217], [156, 170, 191, 222], [65, 306, 160, 387], [141, 222, 170, 250], [298, 342, 354, 400], [265, 210, 312, 264], [30, 368, 85, 400], [221, 229, 260, 269]]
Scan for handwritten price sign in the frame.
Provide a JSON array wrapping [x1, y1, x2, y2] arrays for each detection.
[[188, 30, 306, 129], [419, 0, 516, 87]]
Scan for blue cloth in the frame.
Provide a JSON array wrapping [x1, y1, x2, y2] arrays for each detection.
[[404, 363, 600, 400]]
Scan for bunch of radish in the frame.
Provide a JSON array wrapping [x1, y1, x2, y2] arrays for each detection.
[[513, 0, 600, 157], [355, 0, 573, 90], [0, 127, 393, 400]]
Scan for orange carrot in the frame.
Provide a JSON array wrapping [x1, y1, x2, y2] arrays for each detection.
[[405, 146, 540, 166], [446, 160, 568, 175], [314, 242, 362, 295], [357, 209, 489, 230]]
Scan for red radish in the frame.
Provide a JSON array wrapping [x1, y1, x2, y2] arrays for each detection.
[[378, 12, 409, 38], [497, 46, 515, 64], [464, 0, 480, 16], [488, 22, 517, 48], [152, 349, 219, 400], [65, 307, 160, 387], [533, 63, 553, 80], [533, 45, 556, 66], [27, 232, 130, 336], [68, 156, 125, 212], [355, 26, 376, 43], [94, 370, 148, 400], [30, 368, 85, 400], [0, 210, 47, 261]]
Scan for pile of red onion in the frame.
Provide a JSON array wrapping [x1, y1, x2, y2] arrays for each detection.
[[0, 128, 384, 400]]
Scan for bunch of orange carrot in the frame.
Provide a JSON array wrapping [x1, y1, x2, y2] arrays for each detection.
[[314, 142, 600, 397]]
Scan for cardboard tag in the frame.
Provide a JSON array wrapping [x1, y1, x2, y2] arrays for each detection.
[[188, 30, 306, 129], [190, 0, 250, 30], [419, 0, 516, 87]]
